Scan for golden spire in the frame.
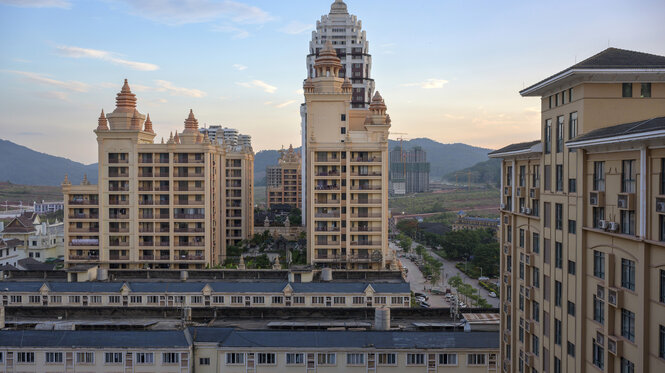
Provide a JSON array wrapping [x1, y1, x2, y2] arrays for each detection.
[[369, 91, 387, 114], [184, 109, 199, 132], [174, 131, 180, 144], [144, 113, 154, 133], [61, 174, 71, 186], [114, 79, 137, 112], [96, 109, 108, 131], [81, 174, 90, 185]]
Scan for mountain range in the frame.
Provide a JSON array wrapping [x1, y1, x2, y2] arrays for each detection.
[[1, 138, 495, 187]]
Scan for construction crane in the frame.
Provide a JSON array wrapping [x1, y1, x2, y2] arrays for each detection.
[[454, 171, 476, 191]]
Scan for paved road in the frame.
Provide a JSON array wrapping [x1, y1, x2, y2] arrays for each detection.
[[394, 240, 499, 308]]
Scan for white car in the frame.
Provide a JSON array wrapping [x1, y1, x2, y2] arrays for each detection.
[[488, 292, 497, 298]]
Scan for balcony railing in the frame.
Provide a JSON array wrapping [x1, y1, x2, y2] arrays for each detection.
[[109, 242, 130, 247], [178, 255, 205, 261], [315, 185, 340, 191], [351, 199, 382, 204], [175, 200, 204, 206], [176, 242, 204, 247], [69, 227, 99, 233], [69, 200, 98, 205], [139, 200, 154, 205], [351, 213, 382, 218], [109, 214, 130, 219], [109, 186, 129, 192], [69, 239, 99, 246], [351, 157, 381, 163], [139, 242, 155, 247], [69, 255, 99, 260], [350, 241, 380, 246], [350, 185, 381, 191], [315, 171, 340, 177], [174, 213, 205, 219], [69, 213, 99, 219], [315, 227, 340, 232], [314, 212, 340, 218], [109, 227, 129, 233], [350, 172, 382, 177], [109, 200, 129, 206], [109, 255, 129, 260]]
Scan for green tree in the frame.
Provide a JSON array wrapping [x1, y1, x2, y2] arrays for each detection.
[[399, 236, 413, 253], [415, 245, 426, 258], [448, 275, 463, 289]]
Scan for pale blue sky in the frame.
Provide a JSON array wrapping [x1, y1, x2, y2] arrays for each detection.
[[1, 0, 664, 164]]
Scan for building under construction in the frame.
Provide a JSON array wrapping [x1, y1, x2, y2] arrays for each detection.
[[389, 146, 430, 195]]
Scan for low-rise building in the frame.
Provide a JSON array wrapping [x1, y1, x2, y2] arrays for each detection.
[[0, 238, 26, 269], [0, 211, 64, 261], [33, 200, 64, 214], [451, 211, 499, 233]]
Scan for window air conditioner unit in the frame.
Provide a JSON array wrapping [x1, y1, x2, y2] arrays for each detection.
[[596, 331, 604, 346], [596, 285, 604, 300], [590, 191, 605, 207], [525, 208, 532, 215], [607, 287, 620, 308], [607, 335, 621, 355], [517, 187, 525, 197], [520, 207, 526, 214], [617, 193, 635, 210], [608, 222, 620, 232], [657, 199, 665, 214], [504, 187, 511, 196], [503, 244, 510, 254], [529, 188, 539, 199], [598, 220, 609, 230], [500, 203, 506, 210]]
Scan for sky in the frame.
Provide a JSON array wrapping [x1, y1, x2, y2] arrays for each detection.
[[1, 0, 664, 165]]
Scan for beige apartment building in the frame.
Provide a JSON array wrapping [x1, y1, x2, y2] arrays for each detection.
[[266, 145, 302, 209], [303, 41, 392, 270], [490, 48, 665, 373], [62, 80, 253, 269]]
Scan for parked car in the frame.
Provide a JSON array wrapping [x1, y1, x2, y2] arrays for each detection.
[[488, 292, 497, 298], [414, 292, 428, 300], [415, 296, 427, 303], [419, 301, 431, 308], [478, 276, 490, 281]]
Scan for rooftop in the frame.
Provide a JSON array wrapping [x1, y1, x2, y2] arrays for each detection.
[[0, 330, 190, 348], [488, 140, 541, 157], [567, 116, 665, 147]]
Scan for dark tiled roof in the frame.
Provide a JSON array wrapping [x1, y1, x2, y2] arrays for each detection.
[[488, 140, 540, 156], [522, 48, 665, 95], [0, 330, 190, 348], [567, 116, 665, 145], [17, 258, 55, 271], [190, 327, 499, 349], [0, 282, 45, 292], [0, 264, 19, 271], [0, 238, 23, 249], [1, 212, 37, 233], [48, 282, 124, 293]]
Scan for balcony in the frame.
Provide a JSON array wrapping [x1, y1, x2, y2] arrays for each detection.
[[314, 254, 343, 261], [109, 214, 129, 219], [350, 185, 381, 191], [350, 172, 382, 177], [109, 255, 129, 261], [69, 199, 98, 205], [174, 213, 205, 219], [108, 170, 129, 178], [139, 227, 154, 233], [350, 241, 380, 246], [69, 213, 99, 219], [348, 255, 372, 262], [351, 199, 381, 205], [174, 186, 204, 192], [154, 172, 170, 178], [108, 186, 129, 192], [69, 227, 99, 233], [138, 171, 154, 178], [314, 185, 340, 191], [314, 212, 340, 218], [139, 241, 155, 247], [69, 239, 99, 246], [68, 254, 99, 261], [350, 213, 382, 219], [174, 172, 204, 178], [315, 227, 340, 232], [350, 227, 381, 232], [175, 157, 204, 164], [351, 156, 381, 163], [109, 200, 129, 206], [175, 200, 204, 206], [109, 227, 129, 233], [178, 254, 205, 261], [109, 242, 130, 247], [175, 227, 205, 233], [315, 171, 340, 177], [139, 200, 154, 206]]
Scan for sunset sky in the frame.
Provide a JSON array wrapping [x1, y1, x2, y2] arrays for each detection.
[[1, 0, 664, 164]]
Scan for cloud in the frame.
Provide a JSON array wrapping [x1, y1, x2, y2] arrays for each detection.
[[294, 88, 304, 95], [280, 21, 313, 35], [7, 70, 89, 92], [116, 0, 272, 26], [35, 91, 70, 101], [232, 64, 248, 71], [0, 0, 71, 8], [56, 45, 159, 71], [275, 100, 298, 108], [402, 79, 449, 89], [211, 24, 249, 39], [236, 80, 277, 93], [154, 80, 207, 98]]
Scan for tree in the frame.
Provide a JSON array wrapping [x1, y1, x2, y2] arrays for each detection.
[[399, 236, 413, 253], [415, 245, 426, 258], [471, 242, 500, 277], [448, 275, 463, 289]]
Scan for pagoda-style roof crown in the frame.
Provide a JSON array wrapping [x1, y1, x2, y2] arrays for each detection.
[[114, 79, 137, 113], [314, 40, 343, 78], [330, 0, 348, 14]]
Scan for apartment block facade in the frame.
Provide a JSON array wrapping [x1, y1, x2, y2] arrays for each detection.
[[303, 40, 392, 270], [490, 48, 665, 373], [389, 146, 430, 195], [266, 145, 302, 209], [62, 80, 253, 270]]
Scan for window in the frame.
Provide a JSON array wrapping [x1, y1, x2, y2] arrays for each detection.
[[507, 166, 512, 186], [28, 295, 40, 303], [136, 353, 154, 364], [312, 296, 324, 304], [660, 269, 665, 303], [374, 296, 387, 304], [130, 295, 142, 304], [50, 295, 62, 303], [662, 158, 665, 195], [555, 165, 563, 191], [378, 353, 396, 365], [567, 341, 575, 357], [544, 165, 551, 192], [519, 228, 525, 248], [519, 165, 526, 187], [567, 301, 575, 316], [548, 96, 552, 109], [406, 353, 425, 365], [641, 83, 652, 98], [621, 308, 635, 342], [532, 165, 540, 187], [17, 352, 34, 363], [346, 353, 365, 365], [594, 251, 605, 279], [621, 258, 636, 291], [70, 351, 94, 364], [439, 353, 457, 365], [90, 295, 102, 304], [568, 219, 576, 234], [569, 112, 578, 140], [519, 324, 524, 342], [554, 319, 562, 345], [317, 353, 336, 365], [258, 353, 276, 365], [190, 296, 202, 304], [544, 119, 552, 154], [544, 275, 550, 301], [533, 268, 540, 288], [69, 295, 80, 303], [622, 160, 636, 193], [660, 325, 665, 359], [45, 352, 63, 363], [568, 178, 576, 193], [533, 301, 540, 321], [593, 295, 605, 324], [593, 162, 605, 191], [554, 357, 561, 373], [621, 357, 634, 373], [532, 335, 539, 356], [231, 296, 243, 304], [593, 338, 604, 369], [555, 281, 562, 307], [333, 296, 345, 304], [391, 296, 404, 304], [555, 204, 563, 229], [593, 207, 605, 229], [620, 209, 636, 236], [467, 354, 486, 365], [543, 202, 551, 228], [556, 116, 564, 152], [352, 296, 364, 304], [252, 296, 265, 304], [568, 260, 576, 275], [272, 296, 284, 304], [622, 83, 633, 97], [519, 261, 524, 280], [108, 295, 120, 304], [226, 353, 244, 364], [293, 296, 305, 304], [199, 357, 211, 365], [341, 114, 346, 121], [544, 239, 551, 265], [105, 352, 123, 364], [555, 242, 562, 269], [162, 352, 179, 364], [286, 353, 304, 365], [532, 233, 540, 254]]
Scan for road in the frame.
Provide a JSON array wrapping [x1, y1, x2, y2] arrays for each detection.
[[393, 240, 499, 308]]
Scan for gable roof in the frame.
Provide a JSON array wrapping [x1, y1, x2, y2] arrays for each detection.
[[1, 211, 38, 233], [488, 140, 541, 157], [520, 48, 665, 96], [567, 116, 665, 147], [0, 330, 189, 348], [17, 257, 55, 271], [0, 238, 23, 249]]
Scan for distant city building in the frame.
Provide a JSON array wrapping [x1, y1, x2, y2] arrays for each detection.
[[307, 0, 374, 109], [0, 211, 64, 261], [389, 146, 430, 195], [0, 237, 27, 269], [451, 210, 499, 233], [266, 145, 302, 210], [62, 80, 254, 270], [33, 200, 64, 214]]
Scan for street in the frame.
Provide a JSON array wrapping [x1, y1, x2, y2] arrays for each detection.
[[393, 240, 500, 308]]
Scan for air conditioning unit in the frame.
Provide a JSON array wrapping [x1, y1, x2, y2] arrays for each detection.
[[596, 285, 604, 300], [607, 335, 622, 355], [504, 187, 511, 196], [657, 198, 665, 214], [520, 207, 526, 214], [503, 244, 510, 254], [598, 220, 609, 230], [525, 208, 532, 215], [504, 216, 509, 224], [617, 193, 635, 210], [524, 352, 534, 366], [525, 286, 534, 300], [608, 221, 620, 232], [596, 331, 604, 346], [500, 203, 506, 210], [525, 253, 534, 266], [607, 287, 621, 308], [529, 188, 539, 199], [590, 191, 605, 206], [525, 319, 533, 333], [517, 187, 525, 197]]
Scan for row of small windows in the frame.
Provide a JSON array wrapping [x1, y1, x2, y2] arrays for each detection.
[[5, 351, 182, 365], [222, 352, 486, 366], [543, 112, 577, 154]]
